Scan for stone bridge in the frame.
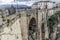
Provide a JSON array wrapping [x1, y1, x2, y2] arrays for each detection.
[[0, 8, 60, 40]]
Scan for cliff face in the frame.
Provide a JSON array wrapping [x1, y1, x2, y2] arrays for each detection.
[[0, 19, 22, 40]]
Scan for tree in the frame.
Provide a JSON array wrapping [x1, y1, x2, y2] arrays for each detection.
[[47, 11, 60, 27], [47, 11, 60, 40]]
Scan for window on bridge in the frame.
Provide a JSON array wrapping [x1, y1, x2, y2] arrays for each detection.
[[41, 23, 45, 40]]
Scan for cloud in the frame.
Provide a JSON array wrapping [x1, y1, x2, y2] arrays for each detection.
[[15, 1, 34, 6], [0, 0, 60, 6], [1, 0, 13, 3]]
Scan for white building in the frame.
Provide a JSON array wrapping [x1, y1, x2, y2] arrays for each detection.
[[56, 3, 60, 8], [32, 1, 56, 9]]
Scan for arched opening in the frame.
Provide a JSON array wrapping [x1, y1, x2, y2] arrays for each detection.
[[41, 23, 45, 40], [47, 11, 60, 40], [28, 18, 37, 40]]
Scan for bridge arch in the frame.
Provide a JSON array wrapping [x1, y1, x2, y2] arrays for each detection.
[[47, 11, 60, 40], [28, 18, 37, 40]]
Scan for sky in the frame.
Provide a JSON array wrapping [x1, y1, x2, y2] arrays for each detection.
[[0, 0, 60, 2], [0, 0, 60, 6]]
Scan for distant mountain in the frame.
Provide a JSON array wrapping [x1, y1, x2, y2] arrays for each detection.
[[13, 4, 31, 9], [0, 4, 31, 9], [0, 4, 11, 9]]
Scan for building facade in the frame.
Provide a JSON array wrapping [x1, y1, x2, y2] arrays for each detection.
[[32, 1, 56, 9]]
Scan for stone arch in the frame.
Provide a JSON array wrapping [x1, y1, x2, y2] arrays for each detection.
[[28, 18, 37, 40], [47, 11, 60, 40]]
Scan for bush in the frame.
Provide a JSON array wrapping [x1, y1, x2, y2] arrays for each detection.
[[47, 11, 60, 26]]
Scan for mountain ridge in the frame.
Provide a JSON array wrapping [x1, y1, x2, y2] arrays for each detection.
[[0, 4, 31, 9]]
